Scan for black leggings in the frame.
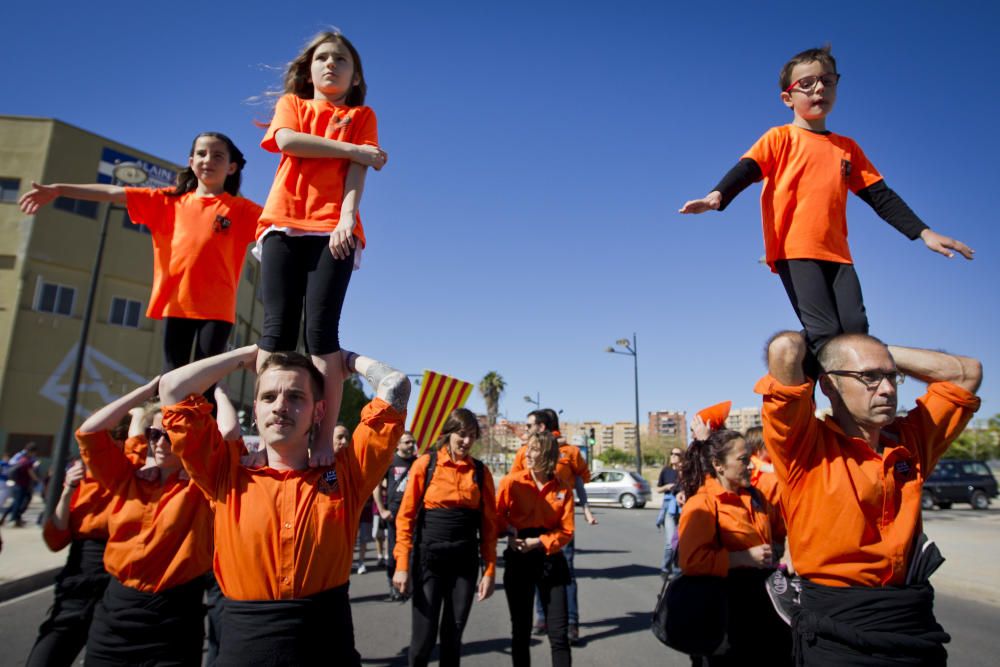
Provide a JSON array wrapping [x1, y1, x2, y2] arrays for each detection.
[[409, 548, 479, 667], [504, 548, 571, 667], [259, 232, 354, 355], [775, 259, 869, 374], [162, 317, 233, 372]]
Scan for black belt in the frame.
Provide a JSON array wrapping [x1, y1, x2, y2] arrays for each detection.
[[217, 582, 359, 667]]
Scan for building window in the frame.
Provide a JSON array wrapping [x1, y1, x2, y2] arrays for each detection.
[[53, 197, 98, 219], [35, 281, 75, 316], [109, 297, 142, 328], [0, 177, 21, 203]]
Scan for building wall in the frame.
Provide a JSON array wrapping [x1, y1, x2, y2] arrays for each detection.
[[725, 407, 762, 433], [0, 116, 264, 456]]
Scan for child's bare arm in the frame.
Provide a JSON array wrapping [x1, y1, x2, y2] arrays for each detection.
[[273, 129, 387, 170], [680, 158, 761, 215], [919, 229, 975, 260], [19, 182, 126, 214]]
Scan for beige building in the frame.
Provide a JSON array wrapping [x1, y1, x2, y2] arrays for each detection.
[[648, 410, 687, 447], [726, 406, 763, 433], [0, 116, 264, 457]]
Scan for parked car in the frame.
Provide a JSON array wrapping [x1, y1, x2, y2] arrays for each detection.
[[583, 470, 651, 509], [923, 460, 998, 510]]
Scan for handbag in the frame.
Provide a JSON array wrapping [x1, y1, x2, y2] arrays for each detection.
[[651, 498, 728, 655]]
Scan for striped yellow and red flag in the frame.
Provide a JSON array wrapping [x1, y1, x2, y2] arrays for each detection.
[[409, 370, 474, 454]]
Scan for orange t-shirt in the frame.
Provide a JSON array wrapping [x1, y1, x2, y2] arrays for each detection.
[[510, 442, 591, 489], [393, 447, 498, 577], [76, 430, 214, 593], [495, 468, 575, 555], [165, 395, 404, 600], [755, 375, 980, 587], [678, 476, 782, 577], [43, 437, 148, 551], [259, 94, 378, 243], [743, 125, 883, 272], [124, 188, 262, 322]]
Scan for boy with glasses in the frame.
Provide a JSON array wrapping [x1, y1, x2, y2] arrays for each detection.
[[680, 46, 973, 371]]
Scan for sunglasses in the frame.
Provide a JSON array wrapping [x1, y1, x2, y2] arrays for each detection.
[[144, 427, 170, 443]]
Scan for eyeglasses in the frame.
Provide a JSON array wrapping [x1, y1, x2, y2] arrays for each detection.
[[145, 427, 170, 443], [785, 73, 841, 93], [824, 370, 904, 390]]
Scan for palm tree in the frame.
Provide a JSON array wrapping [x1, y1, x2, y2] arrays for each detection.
[[478, 372, 506, 467]]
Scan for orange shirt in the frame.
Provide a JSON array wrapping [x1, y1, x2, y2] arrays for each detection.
[[43, 437, 148, 551], [510, 442, 591, 489], [259, 94, 378, 243], [678, 476, 781, 577], [124, 188, 262, 322], [166, 395, 404, 600], [755, 375, 980, 587], [495, 468, 574, 555], [393, 447, 498, 577], [76, 430, 214, 593], [743, 125, 883, 272]]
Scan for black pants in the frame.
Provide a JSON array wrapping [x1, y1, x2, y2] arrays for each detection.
[[162, 317, 233, 372], [85, 577, 205, 667], [504, 548, 571, 667], [203, 572, 224, 667], [259, 232, 354, 355], [26, 540, 110, 667], [216, 583, 359, 667], [1, 485, 31, 524], [386, 514, 399, 592], [706, 570, 792, 666], [775, 259, 869, 367], [410, 546, 479, 667]]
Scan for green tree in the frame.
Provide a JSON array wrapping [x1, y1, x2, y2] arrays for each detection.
[[943, 414, 1000, 461], [597, 447, 634, 467], [479, 371, 506, 465], [337, 374, 370, 434]]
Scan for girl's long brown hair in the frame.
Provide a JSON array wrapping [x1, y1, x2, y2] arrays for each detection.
[[679, 429, 744, 498], [283, 32, 367, 105]]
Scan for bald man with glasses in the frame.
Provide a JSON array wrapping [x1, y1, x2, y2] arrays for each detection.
[[756, 331, 981, 665]]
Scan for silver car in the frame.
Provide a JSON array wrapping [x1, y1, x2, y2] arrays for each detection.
[[583, 470, 651, 509]]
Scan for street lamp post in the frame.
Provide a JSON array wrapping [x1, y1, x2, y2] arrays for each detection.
[[523, 392, 540, 410], [606, 333, 643, 474], [45, 163, 149, 520]]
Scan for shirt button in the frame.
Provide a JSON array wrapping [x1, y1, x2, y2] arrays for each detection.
[[284, 522, 292, 529], [282, 576, 290, 584]]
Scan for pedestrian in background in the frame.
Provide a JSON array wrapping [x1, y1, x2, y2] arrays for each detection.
[[655, 447, 683, 579]]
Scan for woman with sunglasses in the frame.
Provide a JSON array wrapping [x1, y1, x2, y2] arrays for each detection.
[[75, 376, 215, 666]]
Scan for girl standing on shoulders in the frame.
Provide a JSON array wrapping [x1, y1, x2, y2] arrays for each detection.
[[19, 133, 261, 373], [496, 431, 574, 667], [256, 31, 388, 466]]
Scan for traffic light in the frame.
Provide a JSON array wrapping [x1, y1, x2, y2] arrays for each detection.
[[588, 427, 596, 447]]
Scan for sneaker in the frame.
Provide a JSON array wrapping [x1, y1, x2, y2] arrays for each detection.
[[568, 624, 580, 644], [357, 563, 368, 575], [765, 569, 800, 626], [533, 621, 547, 636]]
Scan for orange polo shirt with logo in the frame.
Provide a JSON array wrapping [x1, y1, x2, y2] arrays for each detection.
[[76, 430, 214, 593], [166, 395, 403, 600], [43, 437, 148, 551], [495, 468, 575, 555], [393, 447, 498, 577], [510, 442, 591, 489], [259, 94, 378, 244], [679, 476, 782, 577], [743, 125, 883, 272], [124, 188, 262, 322], [755, 375, 980, 587]]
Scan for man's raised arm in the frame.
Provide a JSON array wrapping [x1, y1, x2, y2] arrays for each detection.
[[889, 346, 982, 395], [766, 331, 808, 386], [159, 346, 258, 407]]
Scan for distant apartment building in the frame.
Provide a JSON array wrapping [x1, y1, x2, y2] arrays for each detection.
[[648, 410, 687, 448], [726, 407, 762, 433], [0, 115, 264, 456]]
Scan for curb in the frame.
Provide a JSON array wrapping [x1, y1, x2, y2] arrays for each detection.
[[0, 568, 59, 603]]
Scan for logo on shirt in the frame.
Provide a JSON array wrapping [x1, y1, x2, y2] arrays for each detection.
[[317, 468, 340, 495], [328, 112, 352, 133], [840, 159, 852, 181], [894, 460, 912, 478], [213, 215, 232, 234]]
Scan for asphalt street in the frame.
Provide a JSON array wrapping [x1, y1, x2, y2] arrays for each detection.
[[1, 506, 997, 666]]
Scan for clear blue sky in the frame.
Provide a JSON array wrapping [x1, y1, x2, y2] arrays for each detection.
[[3, 1, 997, 426]]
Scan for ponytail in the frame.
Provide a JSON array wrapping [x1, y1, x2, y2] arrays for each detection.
[[679, 429, 744, 498]]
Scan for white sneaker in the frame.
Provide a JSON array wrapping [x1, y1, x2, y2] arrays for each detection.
[[357, 563, 368, 575]]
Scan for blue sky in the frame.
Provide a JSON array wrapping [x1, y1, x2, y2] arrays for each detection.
[[3, 1, 997, 426]]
